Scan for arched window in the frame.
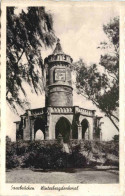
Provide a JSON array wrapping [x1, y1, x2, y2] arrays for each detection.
[[34, 118, 45, 140], [81, 119, 89, 140], [55, 117, 71, 143]]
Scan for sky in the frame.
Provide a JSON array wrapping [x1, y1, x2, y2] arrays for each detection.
[[7, 4, 119, 141]]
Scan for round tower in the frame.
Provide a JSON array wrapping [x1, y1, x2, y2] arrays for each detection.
[[44, 39, 73, 107]]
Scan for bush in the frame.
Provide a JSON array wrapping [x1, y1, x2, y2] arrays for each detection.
[[6, 155, 20, 169], [6, 140, 119, 169], [6, 141, 20, 169], [69, 152, 87, 168], [22, 142, 68, 169], [112, 135, 119, 142]]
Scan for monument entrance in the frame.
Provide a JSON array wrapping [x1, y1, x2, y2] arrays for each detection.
[[55, 117, 71, 143]]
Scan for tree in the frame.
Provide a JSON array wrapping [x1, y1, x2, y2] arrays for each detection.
[[75, 17, 119, 131], [7, 7, 56, 111]]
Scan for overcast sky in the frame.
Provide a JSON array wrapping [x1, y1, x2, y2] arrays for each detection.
[[7, 4, 119, 141]]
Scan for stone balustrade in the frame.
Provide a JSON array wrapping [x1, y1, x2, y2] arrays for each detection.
[[76, 107, 95, 116], [51, 107, 73, 114], [30, 108, 44, 115], [51, 106, 95, 116], [27, 106, 95, 116]]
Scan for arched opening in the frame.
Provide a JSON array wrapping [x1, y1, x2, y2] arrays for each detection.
[[81, 119, 89, 139], [55, 117, 71, 143], [34, 118, 45, 140], [35, 129, 44, 140]]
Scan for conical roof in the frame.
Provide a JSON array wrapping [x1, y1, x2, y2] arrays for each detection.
[[44, 38, 73, 64], [53, 39, 64, 55]]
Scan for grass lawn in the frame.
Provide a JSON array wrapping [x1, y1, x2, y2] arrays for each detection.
[[6, 168, 119, 184]]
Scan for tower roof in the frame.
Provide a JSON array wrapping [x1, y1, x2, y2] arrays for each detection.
[[53, 39, 64, 55], [44, 38, 73, 64]]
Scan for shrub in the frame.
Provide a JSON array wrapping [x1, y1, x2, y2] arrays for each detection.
[[6, 155, 20, 169], [6, 140, 119, 169], [112, 135, 119, 142], [69, 152, 87, 168], [6, 141, 20, 169], [22, 142, 67, 169]]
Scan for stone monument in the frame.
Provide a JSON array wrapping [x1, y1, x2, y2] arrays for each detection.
[[15, 39, 102, 142]]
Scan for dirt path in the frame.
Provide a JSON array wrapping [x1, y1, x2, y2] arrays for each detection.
[[6, 168, 119, 184]]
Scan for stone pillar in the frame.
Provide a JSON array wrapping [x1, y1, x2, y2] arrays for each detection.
[[23, 117, 30, 141], [22, 116, 26, 129], [85, 128, 89, 140], [100, 131, 102, 141], [78, 125, 82, 139], [23, 110, 32, 141], [89, 119, 93, 140], [70, 127, 72, 139], [45, 125, 49, 139], [30, 119, 35, 141], [16, 122, 20, 133], [99, 121, 103, 141], [15, 122, 20, 141], [93, 116, 96, 140], [46, 107, 52, 139]]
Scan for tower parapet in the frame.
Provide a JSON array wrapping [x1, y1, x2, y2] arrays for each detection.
[[44, 39, 73, 107]]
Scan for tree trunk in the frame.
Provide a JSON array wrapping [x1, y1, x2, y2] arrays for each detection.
[[106, 113, 119, 132]]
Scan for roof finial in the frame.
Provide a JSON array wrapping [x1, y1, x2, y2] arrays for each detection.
[[53, 38, 64, 55], [57, 38, 60, 43]]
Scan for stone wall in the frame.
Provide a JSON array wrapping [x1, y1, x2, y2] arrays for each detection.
[[48, 86, 73, 107], [46, 62, 73, 107]]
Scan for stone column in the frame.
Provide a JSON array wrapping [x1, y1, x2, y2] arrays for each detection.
[[78, 125, 82, 139], [45, 107, 51, 140], [99, 121, 103, 141], [23, 117, 30, 141], [15, 122, 20, 141], [100, 131, 102, 141], [30, 119, 35, 141], [23, 110, 32, 141], [45, 125, 49, 139], [70, 127, 72, 139], [89, 118, 93, 140], [93, 117, 96, 140], [22, 116, 26, 129], [85, 128, 89, 140]]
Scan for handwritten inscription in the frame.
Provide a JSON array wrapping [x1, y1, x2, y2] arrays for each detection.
[[11, 185, 35, 190]]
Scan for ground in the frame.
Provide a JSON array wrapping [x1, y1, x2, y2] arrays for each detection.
[[6, 168, 119, 184]]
